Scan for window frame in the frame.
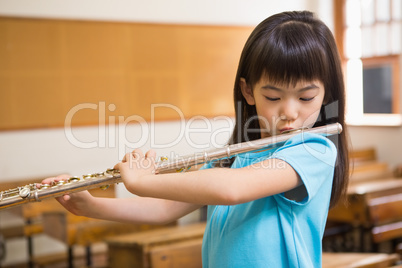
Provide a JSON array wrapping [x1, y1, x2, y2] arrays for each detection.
[[334, 0, 402, 126]]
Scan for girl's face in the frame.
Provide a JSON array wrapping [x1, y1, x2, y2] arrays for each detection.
[[240, 76, 325, 138]]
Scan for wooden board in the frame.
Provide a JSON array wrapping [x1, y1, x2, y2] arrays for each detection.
[[322, 252, 398, 268], [0, 17, 253, 130], [106, 222, 205, 268]]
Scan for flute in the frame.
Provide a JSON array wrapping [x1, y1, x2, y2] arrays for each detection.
[[0, 123, 342, 210]]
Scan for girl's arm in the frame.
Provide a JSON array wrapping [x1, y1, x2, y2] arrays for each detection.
[[65, 193, 202, 224], [116, 149, 302, 206], [40, 175, 202, 224]]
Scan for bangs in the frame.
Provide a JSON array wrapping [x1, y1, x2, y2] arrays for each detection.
[[246, 21, 329, 87]]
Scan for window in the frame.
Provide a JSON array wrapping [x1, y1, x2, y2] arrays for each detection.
[[336, 0, 402, 126], [362, 55, 400, 114]]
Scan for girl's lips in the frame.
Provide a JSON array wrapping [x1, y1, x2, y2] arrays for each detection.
[[280, 127, 294, 134]]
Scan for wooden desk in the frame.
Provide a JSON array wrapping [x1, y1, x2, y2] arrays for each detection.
[[41, 210, 169, 268], [0, 177, 65, 268], [322, 252, 399, 268], [0, 178, 170, 268], [106, 222, 400, 268], [106, 222, 206, 268], [328, 178, 402, 250], [329, 179, 402, 223], [350, 161, 392, 183]]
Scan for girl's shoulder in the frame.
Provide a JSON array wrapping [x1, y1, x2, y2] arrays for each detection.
[[200, 132, 337, 170], [274, 132, 337, 163], [282, 132, 336, 149]]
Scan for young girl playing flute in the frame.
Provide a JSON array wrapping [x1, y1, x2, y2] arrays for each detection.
[[42, 10, 349, 267]]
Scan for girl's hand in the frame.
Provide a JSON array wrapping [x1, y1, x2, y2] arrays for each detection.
[[114, 149, 157, 194], [38, 175, 95, 217]]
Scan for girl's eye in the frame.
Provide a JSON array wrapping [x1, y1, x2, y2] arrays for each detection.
[[265, 96, 280, 101], [300, 97, 315, 102]]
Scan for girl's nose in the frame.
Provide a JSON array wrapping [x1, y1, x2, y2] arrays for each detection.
[[280, 101, 298, 121]]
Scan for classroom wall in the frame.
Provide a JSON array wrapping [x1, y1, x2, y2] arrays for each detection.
[[0, 0, 401, 190], [0, 0, 329, 182], [0, 0, 331, 27]]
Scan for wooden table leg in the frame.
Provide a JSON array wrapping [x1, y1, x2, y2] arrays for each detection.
[[68, 246, 73, 268], [86, 246, 92, 267]]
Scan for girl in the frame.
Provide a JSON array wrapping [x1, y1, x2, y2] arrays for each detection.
[[42, 11, 349, 267]]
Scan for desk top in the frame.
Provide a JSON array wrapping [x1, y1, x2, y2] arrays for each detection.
[[322, 252, 398, 268], [329, 178, 402, 225], [347, 178, 402, 196], [105, 222, 206, 248]]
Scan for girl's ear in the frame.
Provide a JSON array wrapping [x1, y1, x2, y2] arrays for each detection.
[[240, 78, 255, 105]]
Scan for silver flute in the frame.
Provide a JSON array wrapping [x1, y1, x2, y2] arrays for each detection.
[[0, 123, 342, 210]]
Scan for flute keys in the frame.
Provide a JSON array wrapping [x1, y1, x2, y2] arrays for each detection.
[[176, 167, 191, 173], [100, 185, 110, 190], [19, 187, 31, 198], [68, 176, 80, 182], [105, 169, 119, 176], [50, 180, 68, 187], [40, 184, 50, 189]]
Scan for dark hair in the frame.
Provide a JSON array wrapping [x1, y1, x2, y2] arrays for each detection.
[[223, 11, 349, 208]]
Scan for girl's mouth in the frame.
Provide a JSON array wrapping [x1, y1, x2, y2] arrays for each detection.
[[279, 127, 294, 134]]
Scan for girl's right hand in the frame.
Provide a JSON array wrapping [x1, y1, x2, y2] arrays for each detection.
[[38, 175, 95, 217]]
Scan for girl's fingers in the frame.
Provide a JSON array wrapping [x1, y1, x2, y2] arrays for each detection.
[[116, 149, 156, 173], [113, 162, 121, 170], [122, 152, 129, 162], [131, 149, 144, 159], [56, 194, 70, 203], [38, 174, 70, 188], [40, 178, 54, 184], [145, 149, 156, 160], [55, 174, 71, 181], [122, 149, 144, 162]]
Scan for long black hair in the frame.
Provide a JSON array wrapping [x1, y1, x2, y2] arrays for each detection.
[[222, 11, 349, 208]]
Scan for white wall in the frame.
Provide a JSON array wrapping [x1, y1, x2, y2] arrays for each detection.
[[347, 125, 402, 168], [0, 0, 332, 28], [0, 118, 234, 197]]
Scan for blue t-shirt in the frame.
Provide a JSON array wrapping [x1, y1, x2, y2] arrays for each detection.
[[201, 133, 337, 268]]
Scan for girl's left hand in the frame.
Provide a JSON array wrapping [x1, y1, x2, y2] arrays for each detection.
[[114, 149, 157, 194]]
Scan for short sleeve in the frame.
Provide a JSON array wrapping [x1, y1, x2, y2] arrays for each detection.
[[199, 161, 215, 171], [271, 133, 337, 205]]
